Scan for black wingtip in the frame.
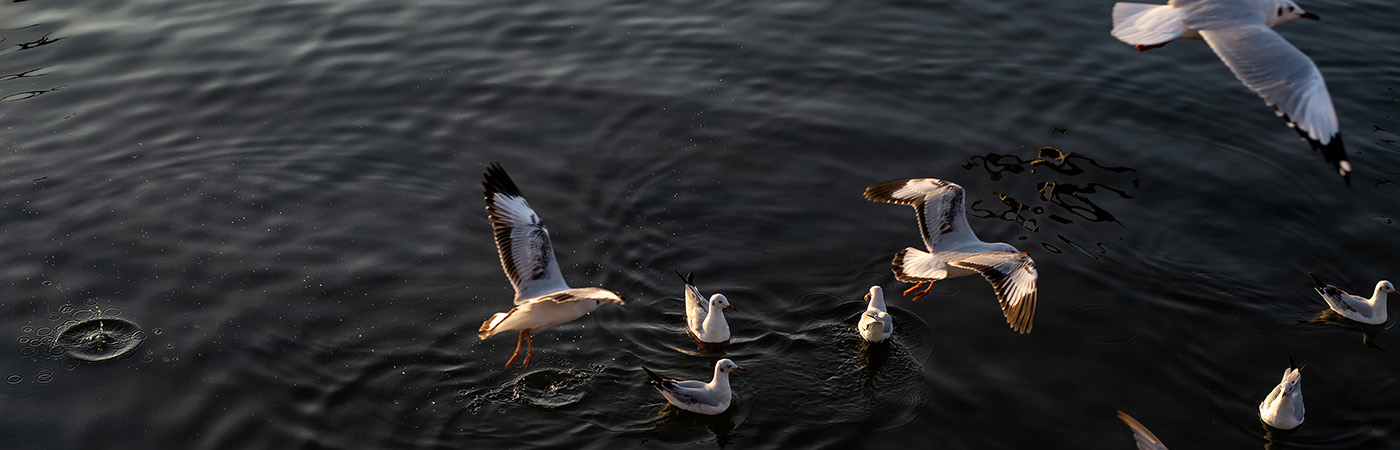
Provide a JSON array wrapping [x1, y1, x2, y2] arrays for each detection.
[[482, 162, 525, 200], [1308, 272, 1326, 289], [674, 271, 695, 286], [641, 366, 664, 385], [1303, 132, 1350, 187]]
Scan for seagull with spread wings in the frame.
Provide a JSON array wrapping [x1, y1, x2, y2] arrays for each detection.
[[864, 177, 1038, 334], [477, 163, 625, 368]]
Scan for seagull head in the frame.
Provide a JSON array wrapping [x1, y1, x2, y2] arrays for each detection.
[[717, 358, 745, 373], [710, 293, 735, 311], [864, 285, 884, 302], [1380, 280, 1397, 294]]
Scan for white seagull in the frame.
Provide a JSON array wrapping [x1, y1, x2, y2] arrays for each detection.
[[1259, 358, 1307, 429], [1116, 411, 1170, 450], [677, 272, 735, 343], [642, 359, 746, 415], [858, 286, 894, 343], [864, 178, 1038, 334], [1310, 272, 1394, 325], [1110, 0, 1351, 184], [476, 163, 625, 368]]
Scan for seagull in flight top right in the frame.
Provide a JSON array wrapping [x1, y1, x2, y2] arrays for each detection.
[[1110, 0, 1352, 185]]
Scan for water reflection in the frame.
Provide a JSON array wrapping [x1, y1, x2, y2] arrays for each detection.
[[1261, 421, 1297, 450], [963, 144, 1140, 259], [1303, 309, 1388, 350], [651, 402, 740, 448]]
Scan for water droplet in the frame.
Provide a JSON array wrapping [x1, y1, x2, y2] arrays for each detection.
[[165, 343, 174, 349], [35, 327, 52, 336], [6, 374, 21, 384], [18, 347, 37, 357], [34, 369, 53, 384], [84, 298, 98, 306], [17, 336, 30, 344], [152, 328, 163, 335], [41, 281, 51, 286], [59, 305, 73, 314], [21, 326, 33, 333], [56, 317, 146, 362]]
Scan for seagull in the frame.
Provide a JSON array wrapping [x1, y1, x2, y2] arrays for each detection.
[[1115, 411, 1170, 450], [858, 286, 894, 343], [864, 178, 1038, 334], [642, 359, 746, 415], [1110, 0, 1351, 184], [1259, 358, 1307, 429], [476, 163, 625, 368], [677, 272, 735, 343], [1309, 272, 1394, 325]]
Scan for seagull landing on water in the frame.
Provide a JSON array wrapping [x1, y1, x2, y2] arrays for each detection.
[[864, 178, 1038, 334], [1110, 0, 1352, 184], [858, 286, 894, 343], [642, 359, 746, 415], [476, 163, 625, 368], [1259, 358, 1307, 429], [677, 272, 735, 344], [1115, 411, 1170, 450], [1309, 272, 1394, 325]]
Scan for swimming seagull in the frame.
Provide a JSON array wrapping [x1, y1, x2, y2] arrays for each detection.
[[677, 272, 735, 343], [642, 359, 746, 415], [476, 163, 625, 368], [1259, 358, 1307, 429], [864, 178, 1038, 334], [1309, 272, 1394, 325], [1110, 0, 1352, 184], [1115, 411, 1170, 450], [858, 286, 894, 343]]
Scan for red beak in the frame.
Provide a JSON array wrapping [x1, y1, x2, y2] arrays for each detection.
[[725, 304, 737, 311], [735, 366, 746, 371], [1300, 11, 1319, 20]]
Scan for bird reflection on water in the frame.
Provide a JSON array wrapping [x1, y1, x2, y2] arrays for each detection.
[[1303, 309, 1389, 350]]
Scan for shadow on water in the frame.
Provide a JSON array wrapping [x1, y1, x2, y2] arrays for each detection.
[[959, 142, 1141, 264], [1300, 309, 1390, 351]]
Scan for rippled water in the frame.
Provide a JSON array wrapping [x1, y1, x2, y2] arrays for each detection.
[[2, 0, 1399, 449]]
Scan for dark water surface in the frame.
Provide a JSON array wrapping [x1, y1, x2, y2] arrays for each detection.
[[3, 0, 1399, 449]]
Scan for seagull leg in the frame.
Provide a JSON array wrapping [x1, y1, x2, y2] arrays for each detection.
[[505, 330, 527, 368], [521, 330, 535, 368], [902, 281, 927, 297], [911, 281, 936, 301]]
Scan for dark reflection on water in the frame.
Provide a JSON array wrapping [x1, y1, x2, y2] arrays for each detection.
[[1303, 309, 1390, 351]]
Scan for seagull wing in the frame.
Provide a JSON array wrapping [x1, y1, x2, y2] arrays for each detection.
[[483, 163, 569, 304], [1116, 411, 1170, 450], [950, 252, 1038, 333], [864, 178, 979, 252], [1200, 25, 1349, 181]]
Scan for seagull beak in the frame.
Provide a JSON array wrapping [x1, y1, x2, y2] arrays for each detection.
[[864, 292, 872, 302], [726, 304, 737, 311], [1300, 11, 1319, 20], [735, 366, 746, 371]]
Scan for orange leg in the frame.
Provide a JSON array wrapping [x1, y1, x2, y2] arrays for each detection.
[[521, 331, 535, 368], [505, 330, 530, 368], [902, 281, 927, 296], [911, 282, 935, 301]]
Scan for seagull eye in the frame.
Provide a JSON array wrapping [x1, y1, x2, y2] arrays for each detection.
[[1276, 6, 1282, 15]]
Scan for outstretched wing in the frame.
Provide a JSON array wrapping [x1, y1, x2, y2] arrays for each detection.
[[1199, 25, 1349, 183], [950, 252, 1038, 333], [1116, 411, 1170, 450], [864, 178, 978, 252], [483, 163, 569, 303]]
